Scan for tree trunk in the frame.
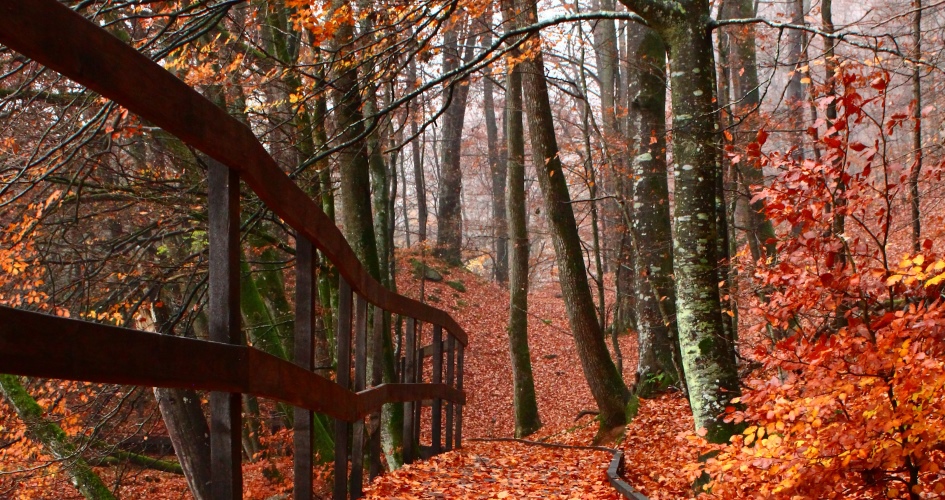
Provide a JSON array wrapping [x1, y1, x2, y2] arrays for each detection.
[[0, 375, 117, 500], [661, 15, 742, 443], [434, 17, 474, 265], [785, 0, 809, 160], [910, 0, 923, 252], [153, 387, 212, 499], [503, 29, 542, 437], [719, 0, 777, 263], [626, 24, 682, 397], [408, 56, 428, 243], [514, 0, 629, 434], [483, 26, 509, 284]]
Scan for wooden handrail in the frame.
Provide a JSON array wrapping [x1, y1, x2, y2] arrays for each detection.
[[0, 306, 464, 423], [0, 0, 466, 346], [0, 2, 468, 497]]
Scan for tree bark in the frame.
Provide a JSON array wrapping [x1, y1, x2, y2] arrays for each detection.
[[514, 0, 629, 434], [0, 375, 117, 500], [434, 17, 474, 265], [910, 0, 923, 253], [503, 21, 542, 436], [483, 29, 509, 284], [626, 24, 682, 397], [617, 0, 743, 443]]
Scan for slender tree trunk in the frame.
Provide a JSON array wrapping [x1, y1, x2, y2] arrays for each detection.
[[592, 0, 633, 336], [514, 0, 629, 434], [0, 375, 117, 500], [504, 48, 542, 438], [408, 57, 428, 243], [910, 0, 923, 253], [786, 0, 808, 160], [483, 33, 509, 284], [719, 0, 777, 263], [152, 387, 212, 499], [626, 24, 682, 397]]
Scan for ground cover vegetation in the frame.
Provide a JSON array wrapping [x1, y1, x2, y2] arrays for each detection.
[[2, 0, 945, 497]]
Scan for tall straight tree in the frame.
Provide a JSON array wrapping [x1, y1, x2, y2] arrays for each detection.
[[502, 0, 541, 436], [326, 0, 403, 467], [785, 0, 809, 160], [625, 23, 682, 397], [407, 52, 429, 243], [910, 0, 923, 252], [513, 0, 629, 436], [435, 15, 474, 265], [591, 0, 634, 338], [616, 0, 742, 442], [482, 16, 509, 284], [718, 0, 777, 263]]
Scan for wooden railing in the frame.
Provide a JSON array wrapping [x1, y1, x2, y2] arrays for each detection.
[[0, 1, 466, 499]]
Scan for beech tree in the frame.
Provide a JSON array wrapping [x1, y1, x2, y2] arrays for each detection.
[[616, 0, 743, 442]]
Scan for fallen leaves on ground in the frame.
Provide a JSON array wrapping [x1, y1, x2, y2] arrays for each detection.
[[364, 440, 621, 499]]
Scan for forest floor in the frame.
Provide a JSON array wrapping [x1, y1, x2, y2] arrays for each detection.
[[362, 252, 704, 499], [0, 252, 711, 499]]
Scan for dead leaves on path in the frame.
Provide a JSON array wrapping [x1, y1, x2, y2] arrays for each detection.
[[364, 440, 620, 499]]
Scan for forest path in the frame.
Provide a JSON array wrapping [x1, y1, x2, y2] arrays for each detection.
[[377, 253, 702, 499]]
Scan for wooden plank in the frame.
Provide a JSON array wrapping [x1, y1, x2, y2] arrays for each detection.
[[294, 236, 316, 500], [418, 340, 448, 359], [369, 308, 383, 480], [431, 325, 443, 455], [445, 335, 455, 451], [0, 0, 468, 348], [350, 296, 368, 498], [0, 307, 464, 417], [208, 159, 241, 500], [456, 344, 464, 449], [402, 318, 416, 463], [334, 280, 353, 500]]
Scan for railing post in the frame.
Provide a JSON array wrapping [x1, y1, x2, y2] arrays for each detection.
[[350, 295, 368, 498], [208, 160, 242, 500], [413, 321, 421, 455], [445, 334, 455, 451], [431, 324, 443, 455], [402, 317, 416, 463], [456, 343, 464, 449], [294, 235, 315, 500], [369, 308, 383, 480], [334, 279, 353, 500]]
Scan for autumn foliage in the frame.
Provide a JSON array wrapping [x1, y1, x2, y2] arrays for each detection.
[[697, 63, 945, 499]]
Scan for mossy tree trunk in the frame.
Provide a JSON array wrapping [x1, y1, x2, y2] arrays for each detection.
[[501, 6, 542, 436], [328, 0, 402, 469], [616, 0, 743, 442], [626, 24, 683, 397], [0, 375, 116, 500]]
